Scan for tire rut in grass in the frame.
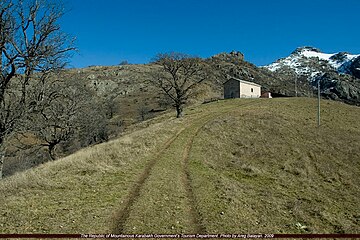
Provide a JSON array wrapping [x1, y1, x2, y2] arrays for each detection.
[[181, 120, 210, 233], [180, 100, 261, 233], [112, 128, 185, 234], [112, 100, 261, 233], [112, 116, 213, 233]]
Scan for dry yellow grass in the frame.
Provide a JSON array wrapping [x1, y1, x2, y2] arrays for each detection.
[[189, 98, 360, 233], [0, 98, 359, 235], [0, 112, 185, 233]]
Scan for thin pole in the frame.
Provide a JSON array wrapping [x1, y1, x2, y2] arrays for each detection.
[[295, 78, 297, 97], [317, 79, 320, 127]]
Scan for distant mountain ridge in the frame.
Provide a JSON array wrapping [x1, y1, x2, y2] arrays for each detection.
[[263, 46, 360, 104], [65, 48, 360, 106], [265, 46, 360, 79]]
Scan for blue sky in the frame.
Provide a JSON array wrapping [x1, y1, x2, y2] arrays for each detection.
[[60, 0, 360, 68]]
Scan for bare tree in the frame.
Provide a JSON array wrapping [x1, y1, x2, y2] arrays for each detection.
[[23, 78, 80, 160], [150, 53, 208, 118], [138, 105, 149, 121], [0, 0, 74, 178], [102, 93, 120, 119], [18, 78, 107, 160]]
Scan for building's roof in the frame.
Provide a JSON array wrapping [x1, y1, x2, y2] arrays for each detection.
[[223, 77, 261, 87]]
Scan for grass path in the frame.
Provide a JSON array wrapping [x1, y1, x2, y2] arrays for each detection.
[[181, 120, 208, 234], [111, 127, 186, 233], [111, 100, 259, 233], [2, 98, 357, 234]]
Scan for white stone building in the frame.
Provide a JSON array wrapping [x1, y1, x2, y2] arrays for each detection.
[[223, 77, 261, 99]]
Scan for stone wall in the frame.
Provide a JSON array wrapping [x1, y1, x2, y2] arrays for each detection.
[[224, 79, 240, 99]]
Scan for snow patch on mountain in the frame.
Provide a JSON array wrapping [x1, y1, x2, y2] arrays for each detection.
[[264, 47, 360, 78], [310, 51, 359, 71], [261, 47, 360, 104]]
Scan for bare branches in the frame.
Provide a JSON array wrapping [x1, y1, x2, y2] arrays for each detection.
[[0, 0, 75, 178], [150, 52, 208, 118], [16, 76, 108, 160], [1, 0, 75, 77], [0, 0, 75, 119]]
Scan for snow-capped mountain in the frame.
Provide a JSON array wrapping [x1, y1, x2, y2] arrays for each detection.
[[263, 47, 360, 104], [265, 47, 360, 80]]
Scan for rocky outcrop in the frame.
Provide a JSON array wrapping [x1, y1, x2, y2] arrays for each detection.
[[312, 72, 360, 104], [330, 52, 349, 62], [264, 47, 360, 105], [292, 46, 322, 55], [211, 51, 244, 63], [206, 51, 299, 97], [350, 56, 360, 79]]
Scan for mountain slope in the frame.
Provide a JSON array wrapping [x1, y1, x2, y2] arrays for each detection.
[[266, 47, 359, 76], [264, 47, 360, 104], [1, 98, 359, 234], [207, 51, 295, 96]]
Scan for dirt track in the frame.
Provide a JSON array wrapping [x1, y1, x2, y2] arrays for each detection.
[[112, 100, 259, 233]]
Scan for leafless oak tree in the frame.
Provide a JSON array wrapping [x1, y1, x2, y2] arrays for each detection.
[[18, 78, 107, 160], [150, 53, 208, 118], [0, 0, 74, 178]]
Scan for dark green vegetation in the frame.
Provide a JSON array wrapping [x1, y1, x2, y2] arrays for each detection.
[[0, 98, 359, 233]]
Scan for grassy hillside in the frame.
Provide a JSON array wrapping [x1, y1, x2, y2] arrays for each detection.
[[0, 98, 359, 234], [0, 56, 321, 177]]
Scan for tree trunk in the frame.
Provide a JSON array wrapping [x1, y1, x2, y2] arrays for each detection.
[[0, 136, 4, 179], [48, 144, 56, 160], [0, 151, 4, 180], [176, 104, 183, 118]]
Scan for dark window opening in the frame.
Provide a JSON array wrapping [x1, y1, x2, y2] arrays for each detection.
[[251, 88, 254, 93]]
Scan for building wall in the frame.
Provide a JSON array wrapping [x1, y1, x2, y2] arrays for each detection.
[[240, 82, 261, 98], [224, 79, 240, 99], [260, 92, 272, 98]]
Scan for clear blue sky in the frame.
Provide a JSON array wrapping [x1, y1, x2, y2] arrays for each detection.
[[60, 0, 360, 68]]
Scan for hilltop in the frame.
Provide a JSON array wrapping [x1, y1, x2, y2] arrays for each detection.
[[0, 98, 359, 234], [263, 47, 360, 104]]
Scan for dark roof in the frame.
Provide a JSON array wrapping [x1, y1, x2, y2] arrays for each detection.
[[223, 77, 261, 87]]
